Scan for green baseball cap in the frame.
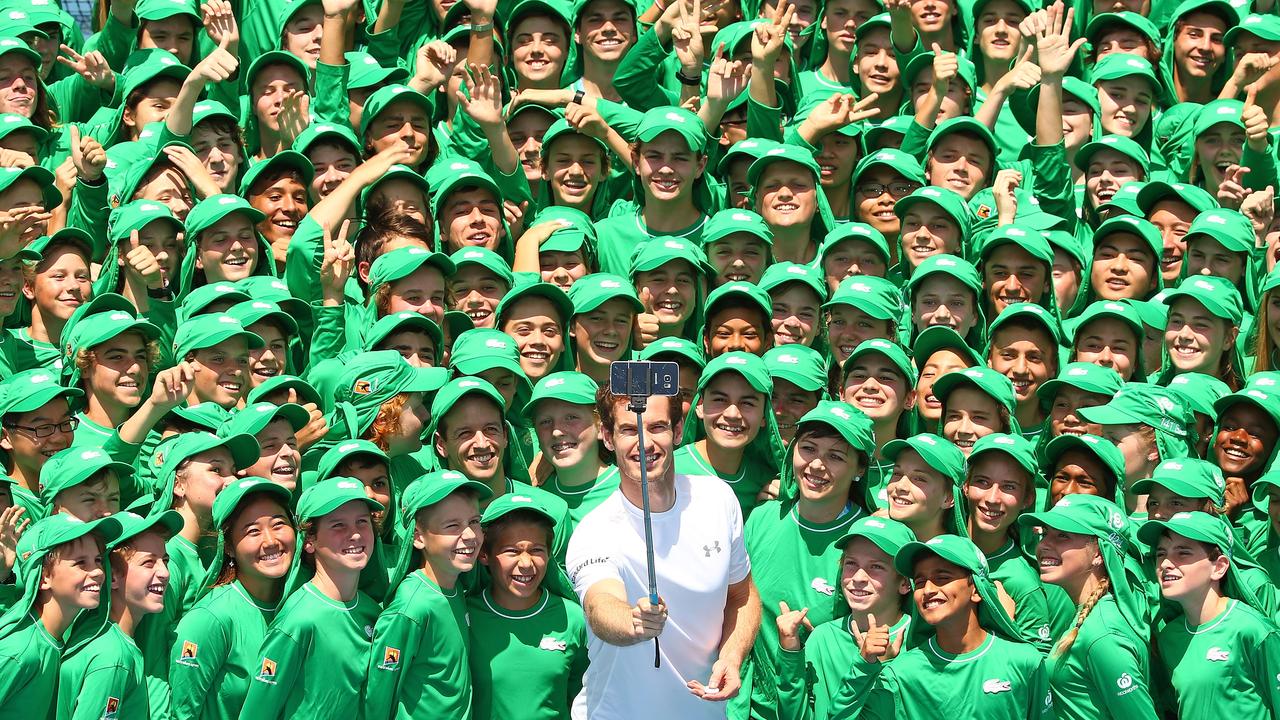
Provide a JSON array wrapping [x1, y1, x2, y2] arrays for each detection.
[[246, 50, 310, 96], [1093, 215, 1162, 259], [851, 148, 926, 186], [157, 430, 260, 480], [1136, 510, 1237, 558], [332, 350, 450, 407], [977, 223, 1054, 265], [0, 37, 37, 68], [893, 533, 992, 579], [1085, 11, 1159, 44], [932, 366, 1017, 417], [173, 314, 264, 359], [108, 200, 184, 244], [427, 376, 506, 441], [883, 433, 966, 483], [184, 195, 267, 239], [400, 469, 492, 521], [0, 369, 82, 416], [191, 99, 238, 127], [629, 237, 708, 276], [1078, 382, 1192, 438], [0, 163, 58, 210], [1166, 372, 1230, 419], [494, 279, 573, 330], [1067, 299, 1143, 344], [704, 281, 772, 324], [843, 338, 916, 386], [702, 209, 774, 247], [481, 490, 559, 527], [912, 326, 982, 369], [1194, 99, 1245, 137], [523, 371, 598, 416], [221, 401, 310, 438], [1130, 458, 1225, 504], [1037, 362, 1124, 403], [760, 262, 827, 302], [450, 328, 527, 381], [905, 254, 982, 293], [39, 446, 135, 504], [746, 143, 821, 194], [795, 400, 875, 457], [211, 476, 293, 527], [925, 116, 997, 166], [119, 48, 190, 99], [227, 299, 299, 336], [344, 50, 409, 88], [246, 374, 321, 406], [987, 302, 1064, 345], [540, 117, 607, 159], [1161, 275, 1243, 324], [637, 337, 707, 368], [569, 273, 642, 314], [0, 112, 45, 144], [1097, 181, 1145, 217], [1225, 14, 1280, 46], [364, 311, 444, 354], [359, 84, 434, 138], [239, 150, 315, 197], [1020, 491, 1130, 542], [315, 439, 389, 484], [293, 121, 361, 157], [634, 106, 706, 152], [107, 509, 183, 550], [696, 351, 772, 395], [819, 222, 889, 267], [823, 275, 901, 322], [1088, 52, 1159, 86], [1213, 386, 1280, 440], [863, 114, 914, 151], [178, 283, 252, 322], [297, 477, 385, 522], [834, 515, 916, 556], [450, 246, 513, 282], [968, 432, 1039, 479], [18, 512, 123, 558], [893, 186, 972, 237], [1072, 134, 1150, 174], [1183, 209, 1255, 255], [136, 0, 199, 21], [368, 247, 455, 293], [763, 345, 827, 392]]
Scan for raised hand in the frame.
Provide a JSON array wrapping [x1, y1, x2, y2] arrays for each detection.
[[151, 362, 196, 410], [851, 613, 904, 664], [162, 145, 222, 200], [1217, 164, 1251, 210], [1242, 185, 1275, 240], [69, 125, 106, 184], [290, 389, 330, 452], [1244, 84, 1270, 152], [124, 229, 164, 288], [201, 0, 240, 48], [0, 506, 28, 580], [0, 204, 51, 257], [672, 0, 705, 74], [321, 218, 355, 300], [705, 45, 749, 108], [776, 600, 814, 651], [565, 101, 609, 139], [277, 91, 311, 146], [753, 0, 793, 64], [0, 149, 34, 168], [1234, 53, 1279, 93], [321, 0, 360, 16], [993, 168, 1022, 222], [57, 45, 114, 91], [930, 42, 959, 92], [457, 63, 505, 129], [996, 45, 1040, 95], [189, 30, 239, 86], [414, 40, 460, 92], [1028, 1, 1084, 79]]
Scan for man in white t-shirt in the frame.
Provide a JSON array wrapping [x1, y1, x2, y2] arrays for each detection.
[[566, 389, 761, 720]]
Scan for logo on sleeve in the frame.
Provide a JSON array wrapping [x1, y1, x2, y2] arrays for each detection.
[[539, 636, 568, 652], [102, 697, 120, 719], [256, 658, 278, 684], [1206, 647, 1230, 662], [176, 640, 199, 667], [379, 647, 401, 670], [1115, 673, 1135, 696], [810, 578, 835, 596], [982, 679, 1011, 694], [703, 541, 722, 557]]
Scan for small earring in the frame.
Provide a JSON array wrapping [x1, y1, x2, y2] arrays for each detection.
[[228, 557, 236, 567]]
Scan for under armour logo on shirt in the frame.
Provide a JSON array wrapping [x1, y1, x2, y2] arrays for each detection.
[[703, 541, 722, 557]]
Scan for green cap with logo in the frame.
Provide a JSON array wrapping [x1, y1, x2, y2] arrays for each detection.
[[1072, 134, 1150, 175], [1166, 372, 1230, 419], [494, 280, 574, 331], [760, 261, 827, 302], [834, 515, 916, 557], [298, 476, 385, 522], [172, 314, 264, 359], [968, 432, 1039, 479], [185, 194, 267, 239], [1088, 52, 1159, 86], [451, 246, 514, 286], [883, 433, 966, 484], [0, 368, 82, 416], [344, 50, 409, 88], [136, 0, 198, 21], [819, 222, 889, 267], [911, 326, 981, 370], [842, 338, 916, 386], [38, 446, 136, 509], [925, 116, 997, 167], [1130, 458, 1225, 504], [702, 209, 773, 246], [0, 163, 58, 210], [746, 143, 821, 195], [763, 345, 827, 393], [221, 401, 310, 439], [629, 237, 708, 276], [360, 84, 434, 138], [823, 275, 901, 322], [905, 254, 982, 294], [1079, 382, 1192, 437], [932, 366, 1018, 418], [368, 247, 455, 294], [637, 337, 706, 368], [1037, 362, 1123, 404], [523, 371, 598, 415], [704, 281, 772, 325], [108, 199, 184, 244], [569, 273, 643, 314], [450, 328, 529, 384], [363, 312, 444, 355], [1226, 13, 1280, 44], [851, 148, 927, 186], [977, 222, 1054, 265], [108, 509, 184, 550], [212, 476, 293, 528], [695, 351, 772, 395], [0, 112, 45, 144], [795, 400, 875, 458], [1183, 208, 1255, 255], [1161, 275, 1243, 324], [119, 48, 190, 99], [634, 106, 706, 152], [893, 534, 1026, 641]]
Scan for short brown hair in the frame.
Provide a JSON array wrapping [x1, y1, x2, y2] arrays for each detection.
[[595, 387, 685, 433]]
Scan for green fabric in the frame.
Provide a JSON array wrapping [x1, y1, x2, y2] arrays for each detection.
[[542, 465, 621, 532], [1155, 599, 1280, 718], [1044, 594, 1158, 720], [54, 625, 146, 720], [134, 534, 207, 720], [775, 614, 913, 720]]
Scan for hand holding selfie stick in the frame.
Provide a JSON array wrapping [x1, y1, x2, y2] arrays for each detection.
[[610, 361, 680, 670]]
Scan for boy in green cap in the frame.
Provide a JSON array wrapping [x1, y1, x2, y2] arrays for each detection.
[[775, 515, 916, 720], [1161, 275, 1244, 388], [858, 535, 1049, 717], [449, 247, 513, 330], [745, 400, 874, 718], [591, 107, 711, 276], [0, 514, 120, 711], [882, 433, 966, 541], [221, 401, 310, 494], [763, 344, 826, 445], [525, 371, 620, 530], [817, 222, 889, 291], [0, 369, 85, 520], [761, 262, 827, 348], [823, 275, 901, 368], [567, 273, 643, 384], [468, 491, 588, 720], [748, 145, 834, 265], [1146, 511, 1280, 718], [240, 479, 382, 720], [702, 281, 774, 359], [629, 237, 707, 343], [702, 209, 774, 288], [365, 471, 492, 720], [676, 351, 783, 518], [986, 303, 1063, 434], [170, 313, 265, 409], [1038, 362, 1123, 442], [39, 447, 134, 521], [55, 510, 183, 720]]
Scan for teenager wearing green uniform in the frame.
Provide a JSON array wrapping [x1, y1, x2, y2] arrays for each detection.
[[566, 273, 643, 385], [365, 471, 491, 720], [882, 432, 966, 541], [1021, 494, 1159, 720], [1207, 386, 1280, 557], [839, 339, 916, 510], [169, 478, 298, 720], [1159, 275, 1245, 390], [0, 368, 85, 522], [170, 313, 265, 411], [985, 303, 1063, 439], [39, 445, 135, 520], [1037, 362, 1123, 447], [855, 535, 1051, 718], [525, 371, 620, 531], [932, 366, 1020, 455], [10, 228, 94, 374], [675, 350, 784, 518], [591, 107, 711, 276], [763, 344, 826, 447], [1144, 511, 1280, 719], [1067, 300, 1146, 382], [134, 430, 259, 720], [219, 401, 310, 495], [912, 326, 981, 435], [744, 400, 874, 718], [823, 274, 902, 369], [469, 492, 589, 720], [55, 510, 182, 720], [239, 479, 383, 720], [0, 513, 120, 713]]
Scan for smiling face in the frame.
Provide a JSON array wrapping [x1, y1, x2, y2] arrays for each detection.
[[756, 160, 819, 232], [503, 296, 565, 381], [707, 235, 769, 287], [1154, 530, 1226, 602], [511, 15, 569, 87], [822, 238, 886, 291], [1194, 123, 1245, 193], [441, 188, 504, 254], [964, 452, 1033, 537], [1048, 386, 1108, 439], [175, 447, 237, 522], [26, 244, 90, 323], [772, 378, 820, 442], [450, 264, 509, 329], [534, 398, 600, 472], [539, 249, 590, 291], [112, 530, 171, 616], [912, 274, 977, 338], [481, 515, 551, 604], [1073, 317, 1138, 381], [635, 133, 705, 205], [1185, 235, 1246, 285], [853, 27, 900, 98], [942, 386, 1003, 454], [840, 536, 908, 615], [926, 134, 992, 200], [544, 134, 606, 208], [307, 141, 358, 200], [636, 260, 698, 333], [1144, 485, 1208, 521], [53, 472, 120, 522], [826, 305, 893, 365], [1035, 527, 1100, 587], [307, 499, 375, 576], [855, 167, 916, 237], [1215, 402, 1279, 478], [1096, 76, 1154, 137], [911, 554, 978, 626], [282, 3, 324, 67], [886, 448, 954, 528], [793, 428, 862, 506], [696, 372, 766, 453], [1090, 231, 1155, 301], [436, 395, 508, 484], [842, 354, 913, 424], [1085, 148, 1143, 209], [229, 494, 296, 583], [770, 283, 821, 347], [247, 419, 301, 493], [572, 298, 634, 366], [984, 245, 1048, 314], [1048, 448, 1114, 506], [1, 398, 74, 478], [0, 256, 25, 316], [576, 0, 635, 63], [976, 0, 1026, 62], [899, 204, 962, 271], [41, 534, 106, 613], [86, 332, 151, 413], [197, 213, 259, 283], [988, 323, 1056, 407], [188, 338, 250, 407], [705, 303, 770, 357], [916, 349, 971, 422], [1165, 296, 1231, 374], [603, 394, 680, 487], [1173, 11, 1227, 82], [416, 491, 484, 585]]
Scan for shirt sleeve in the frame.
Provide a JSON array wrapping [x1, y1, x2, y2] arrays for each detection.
[[169, 608, 231, 720], [69, 662, 132, 720], [363, 609, 424, 720], [1082, 631, 1159, 720], [774, 648, 813, 720], [238, 628, 304, 720], [566, 522, 623, 600], [726, 495, 751, 585], [1249, 626, 1280, 716]]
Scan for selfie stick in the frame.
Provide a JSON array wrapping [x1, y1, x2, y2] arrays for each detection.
[[627, 390, 662, 670]]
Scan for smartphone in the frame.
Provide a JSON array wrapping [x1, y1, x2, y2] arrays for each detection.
[[609, 361, 680, 397]]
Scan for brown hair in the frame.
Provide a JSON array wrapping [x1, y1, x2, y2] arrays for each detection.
[[1052, 575, 1110, 659], [595, 387, 686, 435], [357, 209, 435, 288]]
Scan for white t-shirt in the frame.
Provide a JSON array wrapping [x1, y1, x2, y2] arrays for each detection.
[[566, 472, 751, 720]]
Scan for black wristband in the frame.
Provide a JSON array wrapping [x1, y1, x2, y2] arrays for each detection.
[[676, 69, 700, 86], [572, 89, 585, 105], [147, 285, 173, 300]]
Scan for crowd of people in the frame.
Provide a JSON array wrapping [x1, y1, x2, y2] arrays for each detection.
[[0, 0, 1274, 715]]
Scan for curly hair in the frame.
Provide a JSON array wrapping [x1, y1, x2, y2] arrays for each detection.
[[74, 337, 162, 387], [364, 392, 411, 452]]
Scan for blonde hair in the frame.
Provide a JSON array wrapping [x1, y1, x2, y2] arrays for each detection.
[[1052, 575, 1111, 659]]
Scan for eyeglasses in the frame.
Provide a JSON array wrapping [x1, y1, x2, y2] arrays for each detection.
[[857, 182, 921, 198], [4, 418, 79, 438]]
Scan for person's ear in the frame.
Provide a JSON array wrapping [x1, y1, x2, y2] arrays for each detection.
[[433, 432, 446, 460], [1210, 554, 1231, 583], [600, 424, 615, 453], [20, 282, 34, 302], [0, 429, 12, 453], [694, 401, 705, 422], [903, 388, 918, 412], [412, 523, 426, 551]]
